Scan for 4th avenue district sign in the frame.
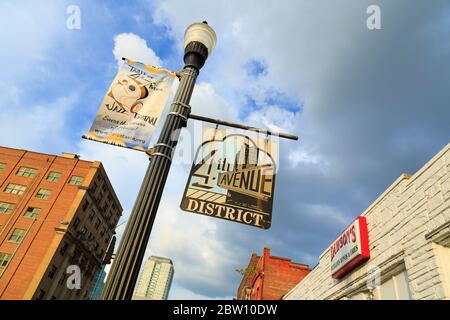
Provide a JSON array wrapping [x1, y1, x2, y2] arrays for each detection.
[[180, 128, 278, 229]]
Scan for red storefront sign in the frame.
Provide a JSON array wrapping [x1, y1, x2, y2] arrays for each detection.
[[330, 216, 370, 279]]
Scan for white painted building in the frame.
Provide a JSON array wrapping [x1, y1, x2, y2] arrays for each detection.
[[133, 256, 174, 300], [285, 143, 450, 300]]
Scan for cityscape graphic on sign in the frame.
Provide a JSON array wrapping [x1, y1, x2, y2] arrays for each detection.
[[180, 128, 278, 229]]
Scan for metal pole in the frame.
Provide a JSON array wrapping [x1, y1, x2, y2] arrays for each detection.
[[101, 36, 210, 300], [188, 113, 299, 141]]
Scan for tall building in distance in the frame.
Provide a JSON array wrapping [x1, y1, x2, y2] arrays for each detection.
[[0, 146, 122, 300], [235, 142, 259, 170], [89, 265, 107, 300], [237, 247, 311, 300], [133, 256, 174, 300]]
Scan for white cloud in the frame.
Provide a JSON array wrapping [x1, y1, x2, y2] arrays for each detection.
[[245, 105, 297, 134], [288, 148, 322, 166], [190, 82, 238, 120], [0, 88, 79, 153], [113, 33, 162, 67], [0, 1, 68, 83], [0, 1, 77, 154]]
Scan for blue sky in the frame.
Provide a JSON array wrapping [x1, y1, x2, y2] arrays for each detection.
[[0, 0, 449, 299]]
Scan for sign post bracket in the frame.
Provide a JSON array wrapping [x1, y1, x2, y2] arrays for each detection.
[[188, 113, 299, 141]]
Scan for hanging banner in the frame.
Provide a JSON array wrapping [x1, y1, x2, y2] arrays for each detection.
[[85, 58, 176, 151], [180, 128, 278, 229]]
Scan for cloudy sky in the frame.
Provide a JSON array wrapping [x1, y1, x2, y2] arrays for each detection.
[[0, 0, 449, 299]]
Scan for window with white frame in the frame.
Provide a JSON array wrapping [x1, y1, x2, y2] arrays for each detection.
[[0, 252, 12, 267], [0, 202, 15, 214], [46, 171, 61, 182], [24, 207, 41, 219], [9, 228, 27, 243], [36, 188, 51, 200], [4, 183, 26, 195], [16, 167, 37, 178], [69, 176, 83, 186], [348, 267, 412, 300], [433, 242, 450, 299]]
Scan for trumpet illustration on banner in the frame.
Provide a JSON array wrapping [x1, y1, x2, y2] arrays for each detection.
[[108, 74, 149, 114]]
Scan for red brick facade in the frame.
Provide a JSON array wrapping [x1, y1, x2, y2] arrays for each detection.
[[0, 146, 122, 300], [237, 248, 311, 300]]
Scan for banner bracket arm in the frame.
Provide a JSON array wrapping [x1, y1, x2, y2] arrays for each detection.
[[187, 113, 299, 141]]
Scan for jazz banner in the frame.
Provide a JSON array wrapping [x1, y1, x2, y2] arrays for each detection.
[[85, 58, 176, 151], [180, 128, 278, 229]]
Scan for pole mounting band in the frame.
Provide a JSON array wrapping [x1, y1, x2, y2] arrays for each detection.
[[154, 143, 174, 152], [168, 112, 188, 122], [151, 152, 172, 162], [170, 101, 191, 127], [171, 101, 191, 111]]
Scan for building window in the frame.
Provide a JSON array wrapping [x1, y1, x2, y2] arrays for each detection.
[[95, 218, 101, 230], [80, 226, 87, 235], [69, 176, 83, 186], [350, 270, 412, 300], [0, 253, 12, 267], [0, 163, 5, 171], [48, 265, 57, 279], [88, 209, 95, 221], [59, 242, 68, 256], [70, 250, 80, 264], [46, 171, 61, 182], [58, 274, 66, 286], [4, 183, 27, 196], [82, 199, 90, 211], [371, 270, 412, 300], [100, 228, 105, 237], [0, 202, 15, 214], [24, 207, 41, 219], [36, 188, 51, 200], [80, 258, 86, 270], [16, 167, 37, 178], [73, 218, 80, 229], [35, 290, 46, 300], [8, 228, 27, 243], [433, 243, 450, 297]]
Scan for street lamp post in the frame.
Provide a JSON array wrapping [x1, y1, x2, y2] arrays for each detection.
[[102, 22, 217, 300]]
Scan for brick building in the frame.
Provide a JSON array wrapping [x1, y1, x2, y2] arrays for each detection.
[[237, 247, 311, 300], [285, 142, 450, 300], [0, 146, 122, 300]]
